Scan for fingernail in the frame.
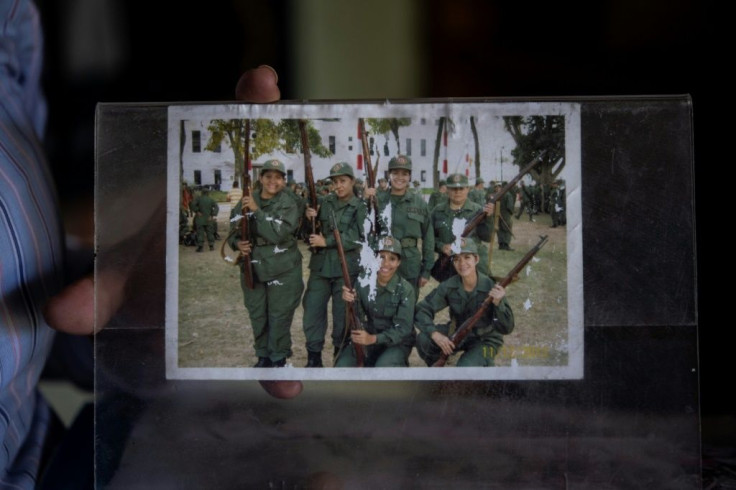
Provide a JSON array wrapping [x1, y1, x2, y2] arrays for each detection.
[[258, 64, 278, 83]]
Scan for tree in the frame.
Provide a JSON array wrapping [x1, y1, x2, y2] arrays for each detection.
[[365, 118, 411, 154], [503, 115, 565, 185], [503, 115, 565, 212], [205, 118, 330, 180]]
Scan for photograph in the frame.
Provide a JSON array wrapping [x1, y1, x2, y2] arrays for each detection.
[[165, 101, 582, 380]]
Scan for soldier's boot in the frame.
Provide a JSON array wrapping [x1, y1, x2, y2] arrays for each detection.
[[305, 351, 323, 368], [272, 358, 287, 368], [254, 357, 272, 368], [209, 245, 215, 251], [196, 246, 203, 252]]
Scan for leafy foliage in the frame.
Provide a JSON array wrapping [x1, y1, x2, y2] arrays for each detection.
[[503, 116, 565, 186], [365, 118, 412, 154]]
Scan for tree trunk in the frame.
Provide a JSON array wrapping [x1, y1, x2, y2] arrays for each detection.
[[432, 117, 445, 188]]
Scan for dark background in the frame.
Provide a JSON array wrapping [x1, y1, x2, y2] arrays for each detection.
[[34, 0, 722, 476]]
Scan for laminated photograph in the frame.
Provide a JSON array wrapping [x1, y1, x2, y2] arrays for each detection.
[[165, 101, 583, 380]]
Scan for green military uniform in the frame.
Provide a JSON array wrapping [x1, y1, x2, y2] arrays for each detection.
[[468, 178, 486, 206], [549, 180, 566, 227], [376, 155, 434, 298], [335, 237, 416, 367], [516, 182, 535, 221], [496, 183, 515, 250], [227, 160, 304, 366], [415, 241, 514, 367], [190, 191, 219, 251], [302, 163, 367, 366], [430, 174, 493, 277], [427, 180, 448, 212]]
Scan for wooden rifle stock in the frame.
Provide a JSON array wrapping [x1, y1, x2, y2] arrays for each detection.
[[330, 211, 365, 367], [430, 150, 547, 282], [432, 234, 549, 367], [239, 120, 254, 289], [358, 118, 380, 235]]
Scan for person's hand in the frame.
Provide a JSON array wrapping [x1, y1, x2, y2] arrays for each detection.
[[305, 206, 318, 219], [351, 330, 376, 346], [483, 202, 495, 216], [363, 187, 376, 198], [242, 194, 258, 212], [489, 284, 506, 306], [431, 331, 455, 356], [418, 277, 429, 288], [237, 240, 252, 255], [308, 234, 326, 248], [342, 285, 356, 303]]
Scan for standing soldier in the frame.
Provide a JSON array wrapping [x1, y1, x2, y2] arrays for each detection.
[[431, 173, 494, 277], [365, 154, 434, 300], [190, 188, 219, 252], [516, 181, 535, 221], [415, 239, 514, 367], [227, 159, 304, 367], [549, 179, 566, 227], [494, 181, 516, 251], [469, 177, 486, 206], [427, 179, 448, 212], [301, 162, 367, 367], [336, 236, 416, 367]]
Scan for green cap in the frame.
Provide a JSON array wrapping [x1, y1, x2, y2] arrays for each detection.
[[438, 180, 447, 187], [451, 237, 479, 256], [476, 177, 485, 184], [388, 154, 412, 171], [446, 173, 469, 188], [377, 236, 402, 256], [328, 162, 354, 179], [413, 180, 420, 186], [262, 159, 286, 176]]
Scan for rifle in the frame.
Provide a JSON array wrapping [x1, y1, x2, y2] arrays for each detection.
[[299, 119, 319, 249], [331, 210, 365, 367], [432, 234, 549, 367], [220, 119, 254, 290], [358, 118, 380, 236], [431, 150, 547, 282]]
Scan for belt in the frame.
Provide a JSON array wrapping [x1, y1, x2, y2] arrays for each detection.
[[400, 238, 417, 247]]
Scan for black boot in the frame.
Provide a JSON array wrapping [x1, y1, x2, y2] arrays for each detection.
[[305, 351, 323, 367], [254, 357, 272, 368], [272, 358, 286, 367], [196, 246, 203, 252]]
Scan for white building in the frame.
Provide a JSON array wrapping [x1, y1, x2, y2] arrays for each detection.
[[179, 117, 519, 192]]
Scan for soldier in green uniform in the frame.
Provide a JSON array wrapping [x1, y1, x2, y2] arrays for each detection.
[[335, 236, 416, 367], [516, 181, 535, 221], [364, 154, 434, 300], [427, 179, 448, 212], [430, 173, 495, 278], [468, 177, 486, 206], [376, 178, 389, 198], [494, 181, 516, 251], [227, 159, 304, 367], [190, 189, 219, 252], [549, 179, 566, 227], [415, 239, 514, 367], [301, 162, 367, 367]]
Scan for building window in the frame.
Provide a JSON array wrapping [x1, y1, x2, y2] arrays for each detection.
[[421, 118, 426, 125], [369, 137, 375, 156], [192, 131, 201, 152], [287, 169, 294, 183], [421, 170, 427, 182], [421, 139, 427, 156], [383, 142, 389, 156], [329, 136, 336, 154], [406, 138, 412, 156], [194, 170, 202, 185], [214, 170, 222, 189]]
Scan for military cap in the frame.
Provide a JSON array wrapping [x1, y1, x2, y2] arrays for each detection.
[[476, 177, 485, 184], [413, 180, 420, 186], [451, 237, 479, 256], [377, 236, 402, 256], [446, 173, 469, 188], [438, 179, 447, 187], [329, 162, 355, 179], [378, 178, 387, 184], [262, 159, 286, 175], [388, 154, 412, 171]]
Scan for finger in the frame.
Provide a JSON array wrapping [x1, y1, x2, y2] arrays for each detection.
[[259, 380, 303, 399], [236, 65, 281, 102]]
